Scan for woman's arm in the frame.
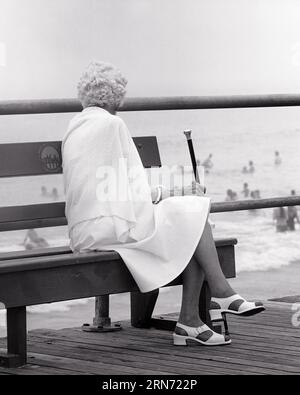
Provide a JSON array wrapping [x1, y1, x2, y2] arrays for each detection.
[[151, 182, 205, 203]]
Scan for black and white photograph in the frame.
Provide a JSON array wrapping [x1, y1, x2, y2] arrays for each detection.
[[0, 0, 300, 378]]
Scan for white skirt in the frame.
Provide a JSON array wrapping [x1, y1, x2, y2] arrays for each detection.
[[70, 196, 211, 293]]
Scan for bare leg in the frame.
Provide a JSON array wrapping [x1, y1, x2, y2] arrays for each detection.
[[194, 221, 235, 298], [178, 257, 205, 327], [178, 221, 235, 327]]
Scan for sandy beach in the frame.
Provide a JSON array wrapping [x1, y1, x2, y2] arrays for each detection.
[[1, 261, 299, 338]]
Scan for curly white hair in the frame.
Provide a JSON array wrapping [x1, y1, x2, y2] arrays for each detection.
[[77, 61, 128, 109]]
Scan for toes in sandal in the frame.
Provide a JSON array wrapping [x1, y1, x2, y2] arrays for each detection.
[[209, 294, 265, 322], [173, 322, 231, 346]]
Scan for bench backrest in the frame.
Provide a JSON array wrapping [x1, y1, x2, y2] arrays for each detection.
[[0, 137, 161, 232]]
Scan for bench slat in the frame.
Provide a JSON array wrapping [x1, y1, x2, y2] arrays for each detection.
[[0, 239, 236, 280], [0, 137, 161, 178], [0, 246, 71, 261], [0, 241, 236, 309], [0, 203, 65, 223], [0, 250, 121, 274], [0, 202, 66, 231], [0, 141, 63, 177], [0, 238, 237, 262], [0, 217, 67, 232], [0, 257, 139, 308]]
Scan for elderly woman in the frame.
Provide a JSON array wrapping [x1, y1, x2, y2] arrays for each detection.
[[62, 61, 264, 347]]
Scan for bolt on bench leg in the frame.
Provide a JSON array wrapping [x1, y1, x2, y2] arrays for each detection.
[[0, 306, 27, 368]]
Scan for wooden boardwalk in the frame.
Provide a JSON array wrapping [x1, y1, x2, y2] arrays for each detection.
[[0, 301, 299, 375]]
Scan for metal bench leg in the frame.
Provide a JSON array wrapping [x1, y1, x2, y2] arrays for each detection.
[[131, 289, 159, 328], [0, 306, 27, 368], [82, 296, 122, 333]]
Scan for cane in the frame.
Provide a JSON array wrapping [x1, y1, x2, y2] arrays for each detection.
[[184, 130, 229, 336], [183, 129, 207, 193]]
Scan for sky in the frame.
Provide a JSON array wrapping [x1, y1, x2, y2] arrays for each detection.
[[1, 0, 300, 100]]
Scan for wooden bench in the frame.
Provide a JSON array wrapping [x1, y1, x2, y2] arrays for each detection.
[[0, 137, 237, 368]]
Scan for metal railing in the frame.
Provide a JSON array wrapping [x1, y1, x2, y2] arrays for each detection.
[[2, 93, 300, 115], [1, 94, 300, 211]]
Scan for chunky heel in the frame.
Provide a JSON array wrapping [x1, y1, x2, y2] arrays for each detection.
[[173, 333, 187, 346], [209, 309, 223, 322]]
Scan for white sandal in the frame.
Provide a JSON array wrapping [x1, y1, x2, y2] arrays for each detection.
[[173, 322, 231, 346], [209, 294, 265, 322]]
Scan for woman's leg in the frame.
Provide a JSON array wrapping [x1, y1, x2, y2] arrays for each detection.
[[178, 257, 205, 327], [194, 221, 235, 298], [178, 220, 236, 327]]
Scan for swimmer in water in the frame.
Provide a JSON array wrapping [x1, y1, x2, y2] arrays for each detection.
[[23, 229, 49, 250], [231, 190, 238, 200], [242, 166, 248, 174], [249, 190, 260, 215], [202, 154, 213, 174], [225, 189, 233, 202], [248, 161, 255, 174], [254, 189, 261, 199], [41, 186, 48, 197], [273, 207, 288, 232], [241, 182, 250, 198], [225, 189, 237, 202], [52, 187, 59, 200], [287, 190, 300, 231], [274, 151, 282, 166]]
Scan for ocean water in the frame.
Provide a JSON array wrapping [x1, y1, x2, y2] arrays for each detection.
[[0, 107, 300, 320]]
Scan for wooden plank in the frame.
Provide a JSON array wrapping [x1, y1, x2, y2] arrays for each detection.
[[28, 354, 161, 376], [26, 330, 285, 375], [0, 217, 67, 232], [0, 239, 235, 308], [0, 257, 138, 308], [31, 301, 299, 374], [25, 337, 234, 375], [0, 246, 71, 261], [0, 137, 161, 179], [0, 303, 298, 375], [0, 203, 66, 226], [0, 142, 62, 178], [0, 250, 121, 274], [132, 136, 162, 168]]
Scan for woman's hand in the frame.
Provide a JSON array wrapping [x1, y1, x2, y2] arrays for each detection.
[[184, 182, 205, 196], [152, 182, 206, 203], [170, 182, 206, 198]]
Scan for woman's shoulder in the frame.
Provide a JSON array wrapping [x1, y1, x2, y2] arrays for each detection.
[[112, 114, 127, 128]]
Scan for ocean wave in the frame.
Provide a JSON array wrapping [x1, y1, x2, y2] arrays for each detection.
[[213, 212, 300, 272]]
